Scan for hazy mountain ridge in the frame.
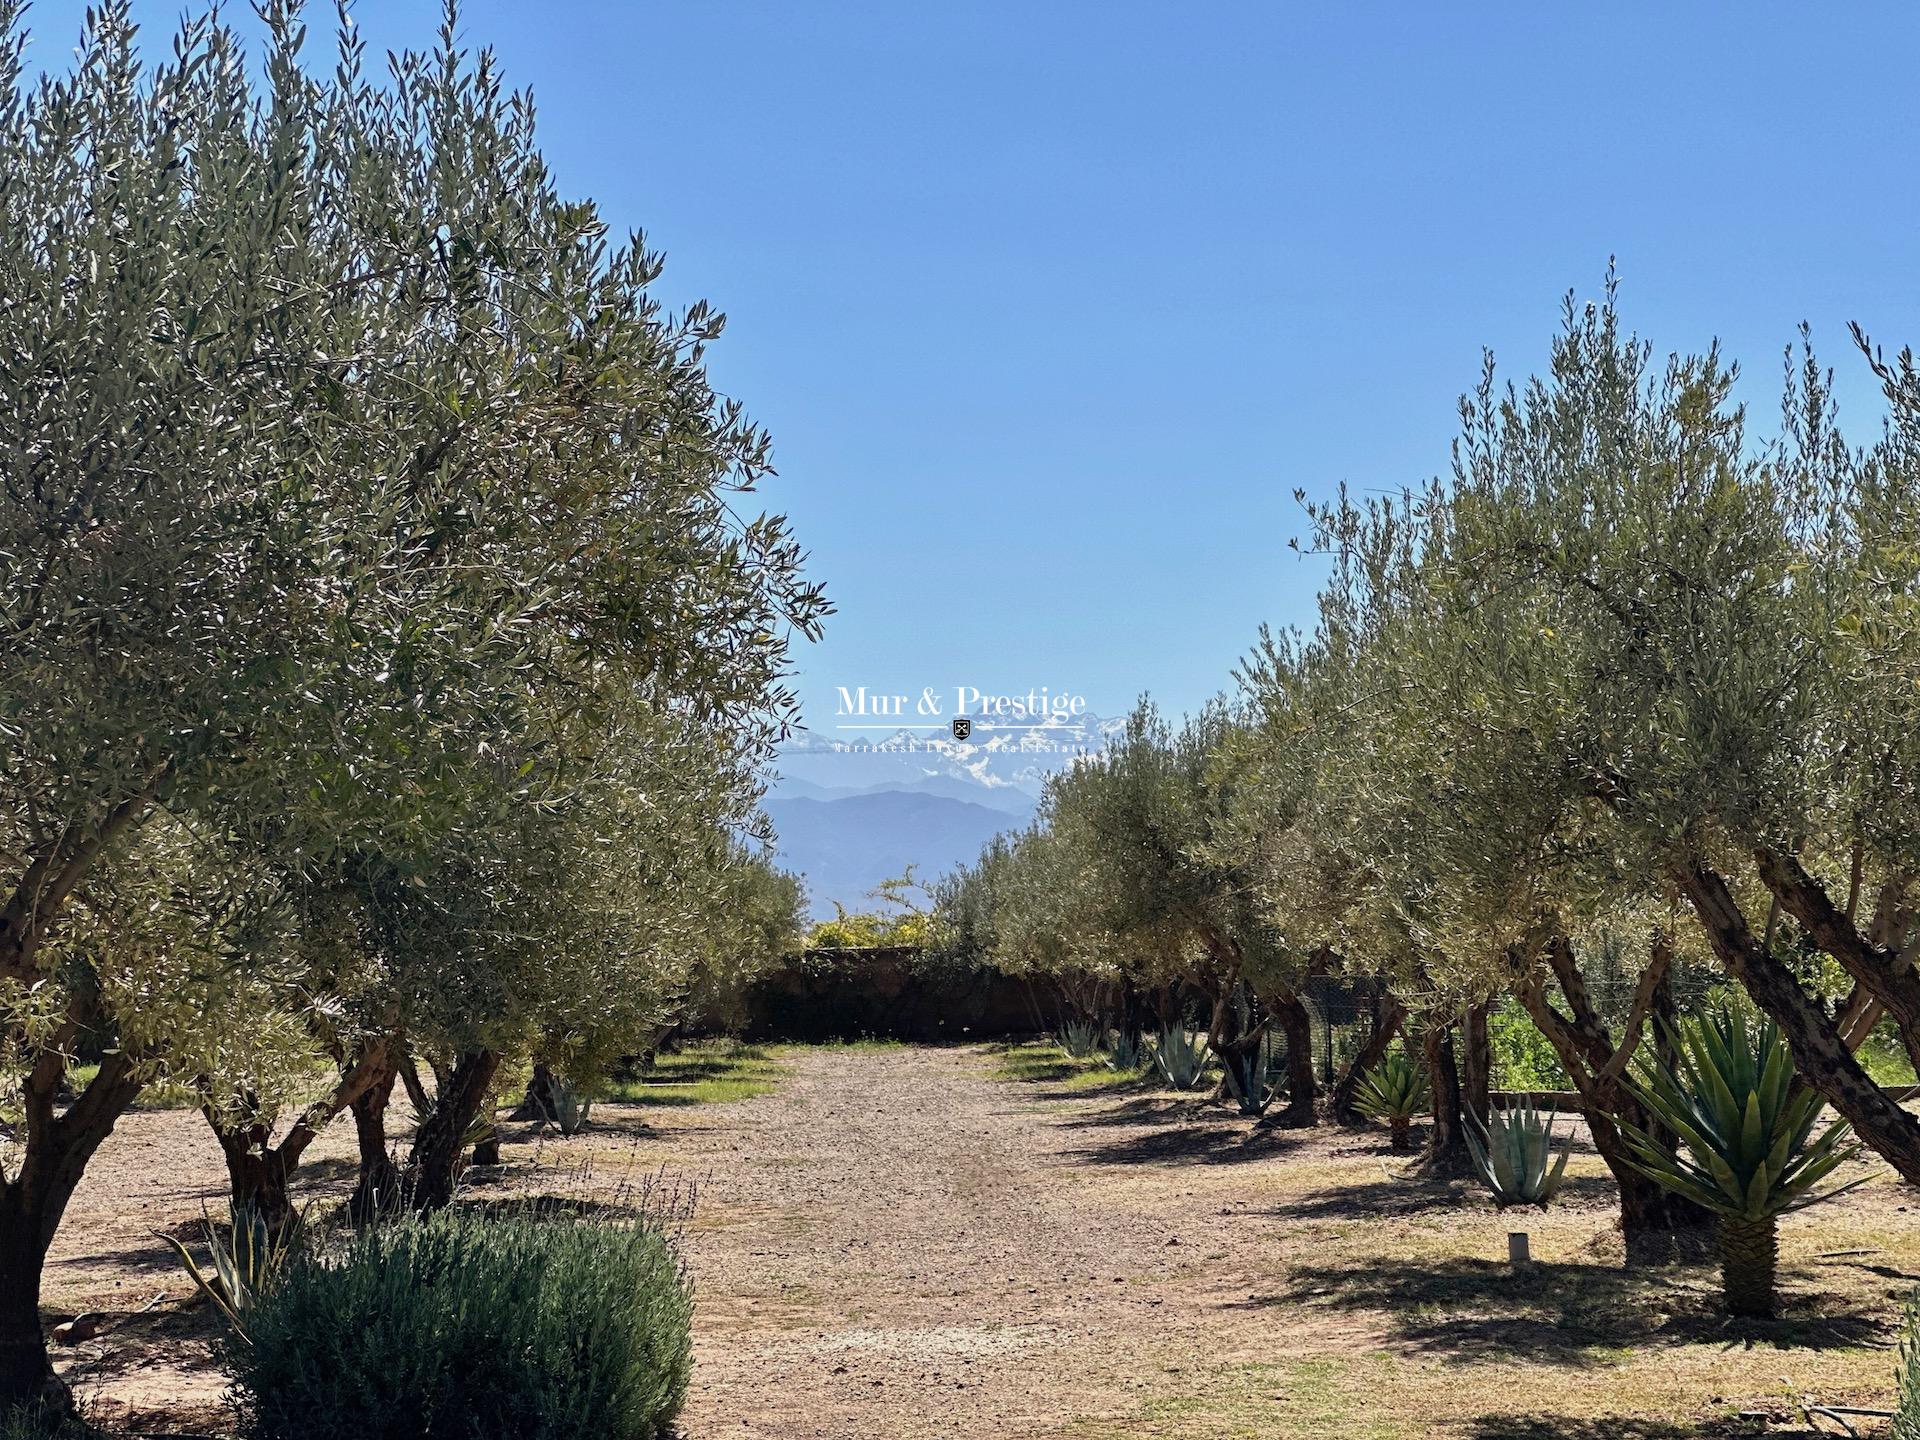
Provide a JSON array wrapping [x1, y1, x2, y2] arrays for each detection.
[[768, 711, 1119, 918], [765, 791, 1028, 920]]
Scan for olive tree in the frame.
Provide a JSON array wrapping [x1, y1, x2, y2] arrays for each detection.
[[1230, 301, 1727, 1239], [1229, 625, 1415, 1125], [0, 3, 824, 1404], [1400, 288, 1920, 1182], [1271, 282, 1920, 1260], [944, 702, 1320, 1121]]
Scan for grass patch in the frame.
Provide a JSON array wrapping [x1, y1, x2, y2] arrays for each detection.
[[601, 1041, 786, 1107], [986, 1040, 1148, 1093], [1857, 1021, 1917, 1086]]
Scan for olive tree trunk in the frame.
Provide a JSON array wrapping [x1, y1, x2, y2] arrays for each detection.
[[1421, 1021, 1469, 1172], [200, 1043, 394, 1230], [1269, 985, 1318, 1126], [349, 1066, 402, 1222], [1516, 934, 1714, 1266], [405, 1049, 501, 1211], [206, 1116, 295, 1231], [0, 1051, 143, 1410], [1678, 856, 1920, 1184], [1460, 1002, 1492, 1123]]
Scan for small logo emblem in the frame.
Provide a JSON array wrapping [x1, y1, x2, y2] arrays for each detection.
[[950, 717, 972, 741]]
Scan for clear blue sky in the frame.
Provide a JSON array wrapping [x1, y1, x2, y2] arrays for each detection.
[[26, 3, 1920, 729]]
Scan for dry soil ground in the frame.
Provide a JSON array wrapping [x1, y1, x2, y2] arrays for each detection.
[[42, 1042, 1920, 1439]]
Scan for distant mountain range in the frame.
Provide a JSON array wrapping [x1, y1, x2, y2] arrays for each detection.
[[767, 712, 1121, 919]]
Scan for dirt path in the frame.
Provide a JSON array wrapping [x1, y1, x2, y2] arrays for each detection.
[[675, 1044, 1260, 1438], [620, 1045, 1915, 1440], [44, 1043, 1917, 1438]]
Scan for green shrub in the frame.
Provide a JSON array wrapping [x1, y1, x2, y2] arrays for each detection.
[[1859, 1016, 1919, 1087], [229, 1209, 692, 1440], [1896, 1287, 1920, 1440], [0, 1403, 88, 1440], [1486, 998, 1570, 1089]]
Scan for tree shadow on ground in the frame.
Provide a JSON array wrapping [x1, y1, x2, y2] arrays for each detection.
[[1466, 1416, 1807, 1439], [54, 1292, 227, 1386], [1053, 1095, 1206, 1130], [625, 1047, 773, 1083], [1819, 1254, 1920, 1287], [52, 1232, 199, 1284], [1247, 1256, 1890, 1366], [597, 1090, 714, 1109], [1065, 1117, 1304, 1167], [1252, 1168, 1617, 1222], [563, 1104, 661, 1136], [287, 1152, 363, 1190], [976, 1041, 1155, 1100]]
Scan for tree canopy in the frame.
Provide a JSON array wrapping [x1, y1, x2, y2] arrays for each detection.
[[0, 2, 825, 1406]]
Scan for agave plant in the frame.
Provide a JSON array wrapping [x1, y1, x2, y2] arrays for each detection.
[[157, 1202, 304, 1342], [1153, 1024, 1212, 1090], [463, 1107, 500, 1163], [1058, 1018, 1103, 1059], [1617, 1009, 1865, 1318], [1221, 1039, 1279, 1117], [1105, 1029, 1147, 1072], [550, 1081, 593, 1136], [1465, 1101, 1571, 1208], [1352, 1050, 1429, 1151], [528, 1076, 594, 1136]]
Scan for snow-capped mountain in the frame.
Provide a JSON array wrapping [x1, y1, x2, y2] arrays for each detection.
[[766, 712, 1121, 919], [774, 711, 1124, 798]]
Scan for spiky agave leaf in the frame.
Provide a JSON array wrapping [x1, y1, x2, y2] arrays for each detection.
[[1616, 1009, 1866, 1224], [155, 1201, 305, 1344], [1465, 1101, 1571, 1208], [1153, 1025, 1211, 1090], [1222, 1042, 1278, 1116], [1105, 1029, 1146, 1072], [1059, 1019, 1103, 1059], [1352, 1050, 1430, 1124]]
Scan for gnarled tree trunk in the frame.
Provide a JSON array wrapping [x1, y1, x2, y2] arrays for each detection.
[[199, 1041, 394, 1230], [1268, 985, 1318, 1126], [1421, 1021, 1469, 1172], [349, 1066, 401, 1223], [0, 1050, 143, 1410], [510, 1061, 562, 1121], [207, 1115, 294, 1230], [1516, 933, 1714, 1265], [405, 1049, 501, 1211], [1677, 857, 1920, 1184], [0, 801, 157, 1410]]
